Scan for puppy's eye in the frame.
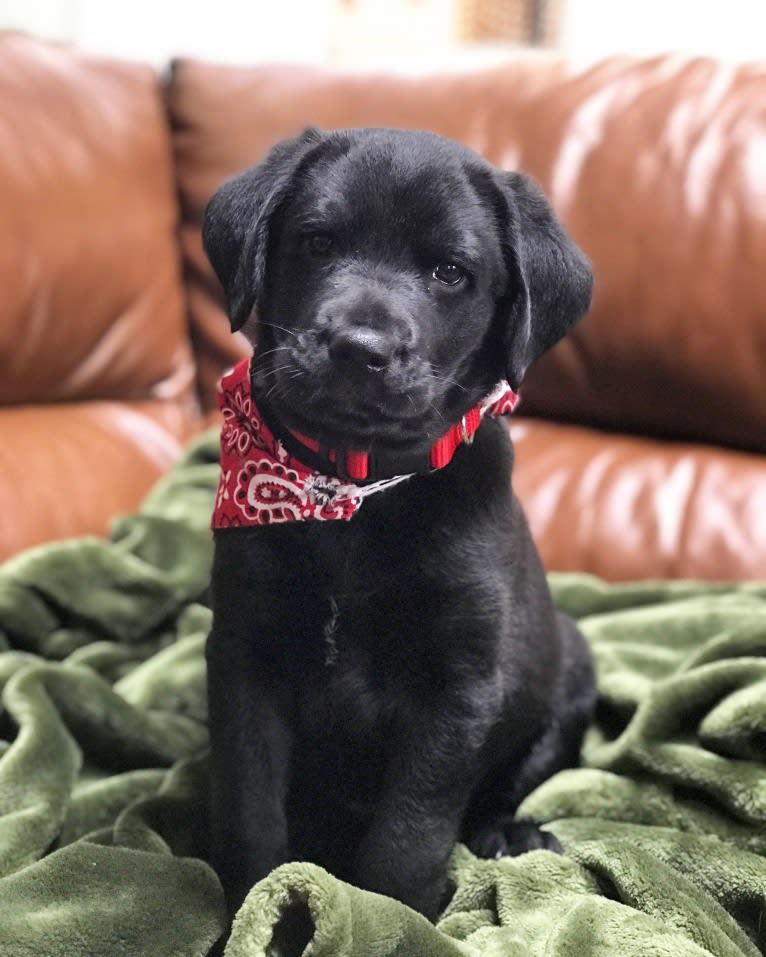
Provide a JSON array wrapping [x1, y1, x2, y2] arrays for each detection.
[[305, 233, 334, 257], [432, 263, 465, 286]]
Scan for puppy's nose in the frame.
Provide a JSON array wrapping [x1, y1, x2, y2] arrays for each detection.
[[328, 327, 394, 373]]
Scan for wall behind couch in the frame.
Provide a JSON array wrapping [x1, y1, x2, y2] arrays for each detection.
[[0, 0, 334, 65], [1, 0, 765, 67]]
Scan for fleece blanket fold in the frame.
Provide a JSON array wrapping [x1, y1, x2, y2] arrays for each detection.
[[0, 431, 764, 957]]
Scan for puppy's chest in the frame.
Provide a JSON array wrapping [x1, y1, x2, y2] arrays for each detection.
[[290, 489, 487, 741], [296, 591, 414, 744]]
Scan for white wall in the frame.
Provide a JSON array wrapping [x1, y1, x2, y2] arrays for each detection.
[[560, 0, 766, 65], [1, 0, 764, 66], [329, 0, 459, 65], [0, 0, 78, 41], [0, 0, 334, 65]]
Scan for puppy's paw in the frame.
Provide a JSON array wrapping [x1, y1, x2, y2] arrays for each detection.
[[466, 817, 562, 860]]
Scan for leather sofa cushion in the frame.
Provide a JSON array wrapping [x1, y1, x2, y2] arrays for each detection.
[[510, 418, 766, 581], [0, 402, 186, 558], [0, 34, 194, 407]]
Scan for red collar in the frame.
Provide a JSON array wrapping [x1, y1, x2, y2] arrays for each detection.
[[212, 358, 518, 528]]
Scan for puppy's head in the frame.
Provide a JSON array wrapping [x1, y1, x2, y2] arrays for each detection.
[[203, 127, 591, 452]]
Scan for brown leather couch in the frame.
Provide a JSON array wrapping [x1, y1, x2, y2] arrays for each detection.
[[1, 33, 764, 580]]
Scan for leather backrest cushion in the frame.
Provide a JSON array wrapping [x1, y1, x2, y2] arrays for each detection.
[[168, 55, 766, 453], [515, 55, 766, 455], [0, 34, 193, 406]]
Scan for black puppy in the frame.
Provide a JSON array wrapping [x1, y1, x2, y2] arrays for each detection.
[[203, 127, 596, 922]]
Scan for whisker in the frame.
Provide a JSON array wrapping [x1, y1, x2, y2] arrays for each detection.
[[425, 372, 467, 393], [264, 380, 284, 401], [256, 363, 295, 381], [252, 345, 293, 363], [260, 320, 299, 338], [426, 400, 446, 425]]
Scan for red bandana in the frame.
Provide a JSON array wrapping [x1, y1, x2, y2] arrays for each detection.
[[212, 358, 518, 528]]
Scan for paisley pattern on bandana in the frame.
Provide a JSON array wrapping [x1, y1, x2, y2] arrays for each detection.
[[212, 360, 365, 527]]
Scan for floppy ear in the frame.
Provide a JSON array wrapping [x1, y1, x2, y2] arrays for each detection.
[[496, 172, 593, 390], [202, 126, 325, 332]]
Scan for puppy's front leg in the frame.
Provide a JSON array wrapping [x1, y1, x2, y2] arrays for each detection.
[[354, 693, 495, 919], [206, 629, 292, 915]]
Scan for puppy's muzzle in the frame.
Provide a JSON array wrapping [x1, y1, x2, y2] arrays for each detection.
[[314, 289, 424, 395]]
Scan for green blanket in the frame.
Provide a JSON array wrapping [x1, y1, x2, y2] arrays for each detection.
[[0, 432, 764, 957]]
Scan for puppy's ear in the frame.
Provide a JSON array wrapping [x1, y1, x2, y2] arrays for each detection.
[[202, 126, 324, 332], [496, 172, 592, 390]]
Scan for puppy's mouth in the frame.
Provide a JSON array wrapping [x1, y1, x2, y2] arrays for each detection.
[[251, 353, 448, 453], [273, 403, 432, 452]]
